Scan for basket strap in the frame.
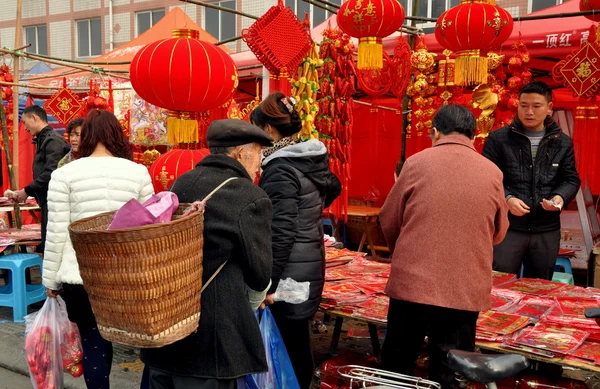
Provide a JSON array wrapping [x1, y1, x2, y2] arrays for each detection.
[[201, 260, 228, 293], [201, 177, 239, 205]]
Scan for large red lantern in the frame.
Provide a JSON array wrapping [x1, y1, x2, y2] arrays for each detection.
[[580, 0, 600, 22], [130, 29, 238, 144], [149, 148, 211, 193], [337, 0, 405, 70], [435, 0, 513, 86]]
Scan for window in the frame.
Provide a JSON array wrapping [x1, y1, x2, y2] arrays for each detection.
[[24, 25, 47, 55], [205, 1, 236, 41], [286, 0, 341, 28], [401, 0, 457, 34], [136, 9, 165, 36], [77, 18, 102, 57], [529, 0, 562, 13]]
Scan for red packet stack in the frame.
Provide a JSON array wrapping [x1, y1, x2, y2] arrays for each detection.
[[567, 341, 600, 365], [476, 311, 531, 342], [325, 267, 355, 281], [490, 289, 523, 312], [505, 323, 589, 358], [505, 296, 556, 322], [492, 271, 517, 287], [349, 276, 387, 295], [496, 278, 567, 296], [325, 247, 365, 268], [320, 282, 370, 311], [352, 296, 389, 323]]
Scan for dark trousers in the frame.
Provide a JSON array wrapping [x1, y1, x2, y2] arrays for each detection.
[[381, 299, 479, 389], [62, 284, 113, 389], [493, 229, 561, 280], [270, 308, 314, 389], [36, 201, 48, 254], [147, 368, 243, 389]]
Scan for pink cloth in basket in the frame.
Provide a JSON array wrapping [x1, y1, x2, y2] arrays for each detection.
[[108, 192, 179, 230]]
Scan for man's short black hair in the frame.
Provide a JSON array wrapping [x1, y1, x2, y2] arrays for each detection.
[[23, 105, 48, 123], [432, 104, 476, 140], [519, 81, 553, 103]]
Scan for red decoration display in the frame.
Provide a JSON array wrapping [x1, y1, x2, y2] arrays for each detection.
[[580, 0, 600, 22], [435, 0, 513, 85], [148, 148, 210, 193], [242, 0, 312, 95], [0, 65, 15, 147], [336, 0, 405, 70], [43, 79, 84, 126], [130, 29, 238, 144]]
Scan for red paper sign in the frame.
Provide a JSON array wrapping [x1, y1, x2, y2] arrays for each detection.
[[43, 88, 83, 126]]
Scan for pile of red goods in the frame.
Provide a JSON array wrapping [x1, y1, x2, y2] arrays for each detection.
[[0, 65, 15, 138]]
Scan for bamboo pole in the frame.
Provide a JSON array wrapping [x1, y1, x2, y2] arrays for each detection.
[[13, 0, 22, 192], [0, 81, 131, 91], [0, 103, 22, 228]]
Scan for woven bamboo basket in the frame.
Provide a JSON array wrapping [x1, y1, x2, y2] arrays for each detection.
[[68, 205, 203, 348]]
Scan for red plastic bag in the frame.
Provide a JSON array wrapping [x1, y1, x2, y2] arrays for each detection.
[[24, 296, 83, 389]]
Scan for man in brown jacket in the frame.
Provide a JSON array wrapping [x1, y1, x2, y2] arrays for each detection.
[[380, 104, 509, 388]]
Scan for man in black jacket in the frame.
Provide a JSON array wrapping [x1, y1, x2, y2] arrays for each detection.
[[6, 105, 69, 252], [141, 119, 274, 389], [482, 82, 580, 280]]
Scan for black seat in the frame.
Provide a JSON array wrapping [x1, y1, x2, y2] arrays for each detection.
[[447, 350, 529, 384], [584, 308, 600, 319]]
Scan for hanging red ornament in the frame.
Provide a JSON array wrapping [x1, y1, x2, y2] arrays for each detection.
[[435, 0, 514, 86], [43, 78, 84, 126], [131, 28, 238, 144], [336, 0, 405, 70]]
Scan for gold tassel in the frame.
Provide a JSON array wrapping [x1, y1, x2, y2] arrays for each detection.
[[358, 37, 383, 70], [167, 111, 199, 144], [455, 50, 488, 86]]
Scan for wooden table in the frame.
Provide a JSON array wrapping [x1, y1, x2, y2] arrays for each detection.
[[324, 309, 600, 373], [327, 206, 384, 258], [0, 205, 41, 225]]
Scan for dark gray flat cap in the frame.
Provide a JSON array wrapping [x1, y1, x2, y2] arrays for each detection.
[[207, 119, 273, 148]]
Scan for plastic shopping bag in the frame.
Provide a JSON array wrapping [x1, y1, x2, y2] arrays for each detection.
[[24, 296, 83, 389], [273, 278, 310, 304], [246, 307, 300, 389], [108, 191, 179, 230]]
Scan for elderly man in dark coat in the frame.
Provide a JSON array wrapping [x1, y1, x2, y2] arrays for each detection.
[[141, 119, 274, 389]]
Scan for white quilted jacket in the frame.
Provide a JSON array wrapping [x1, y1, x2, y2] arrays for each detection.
[[43, 156, 154, 290]]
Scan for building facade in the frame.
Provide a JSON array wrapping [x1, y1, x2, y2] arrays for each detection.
[[0, 0, 564, 70]]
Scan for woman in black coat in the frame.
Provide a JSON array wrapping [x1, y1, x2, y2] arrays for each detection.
[[251, 92, 341, 389]]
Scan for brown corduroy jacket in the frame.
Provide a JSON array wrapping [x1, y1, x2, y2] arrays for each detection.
[[380, 134, 509, 312]]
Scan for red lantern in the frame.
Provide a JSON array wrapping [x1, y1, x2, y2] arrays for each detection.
[[580, 0, 600, 22], [337, 0, 405, 70], [130, 29, 238, 144], [149, 148, 211, 193], [435, 0, 513, 86]]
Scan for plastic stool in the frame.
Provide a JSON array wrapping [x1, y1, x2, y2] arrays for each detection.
[[554, 257, 573, 275], [323, 218, 335, 237], [0, 253, 45, 322]]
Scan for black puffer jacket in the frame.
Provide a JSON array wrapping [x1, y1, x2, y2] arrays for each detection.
[[24, 126, 70, 205], [260, 139, 341, 320], [482, 118, 580, 233]]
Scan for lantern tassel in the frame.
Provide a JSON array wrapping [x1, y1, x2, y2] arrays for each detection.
[[167, 112, 199, 144], [358, 38, 383, 70], [455, 50, 488, 86]]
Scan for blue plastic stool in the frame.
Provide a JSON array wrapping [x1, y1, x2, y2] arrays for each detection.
[[0, 253, 45, 322], [323, 218, 335, 237], [554, 257, 573, 275]]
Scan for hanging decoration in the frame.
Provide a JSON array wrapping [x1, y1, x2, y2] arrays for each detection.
[[580, 0, 600, 22], [292, 43, 322, 140], [242, 0, 312, 95], [336, 0, 405, 70], [390, 36, 412, 98], [149, 148, 211, 193], [43, 78, 84, 127], [553, 24, 600, 193], [435, 0, 514, 86], [80, 80, 113, 119], [0, 65, 14, 148], [238, 83, 262, 122], [315, 26, 354, 221], [130, 28, 238, 145]]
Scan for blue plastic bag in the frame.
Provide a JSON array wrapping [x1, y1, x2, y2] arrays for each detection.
[[246, 307, 300, 389]]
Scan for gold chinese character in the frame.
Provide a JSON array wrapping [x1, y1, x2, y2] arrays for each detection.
[[577, 61, 592, 80], [58, 97, 72, 112]]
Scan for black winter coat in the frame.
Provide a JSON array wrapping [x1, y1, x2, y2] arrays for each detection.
[[260, 139, 341, 320], [141, 155, 273, 379], [24, 126, 70, 205], [482, 119, 580, 233]]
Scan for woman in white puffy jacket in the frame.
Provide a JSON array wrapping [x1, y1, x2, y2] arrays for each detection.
[[43, 109, 153, 389]]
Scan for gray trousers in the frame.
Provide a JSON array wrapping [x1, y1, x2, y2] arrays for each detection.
[[148, 368, 245, 389], [492, 229, 561, 280]]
